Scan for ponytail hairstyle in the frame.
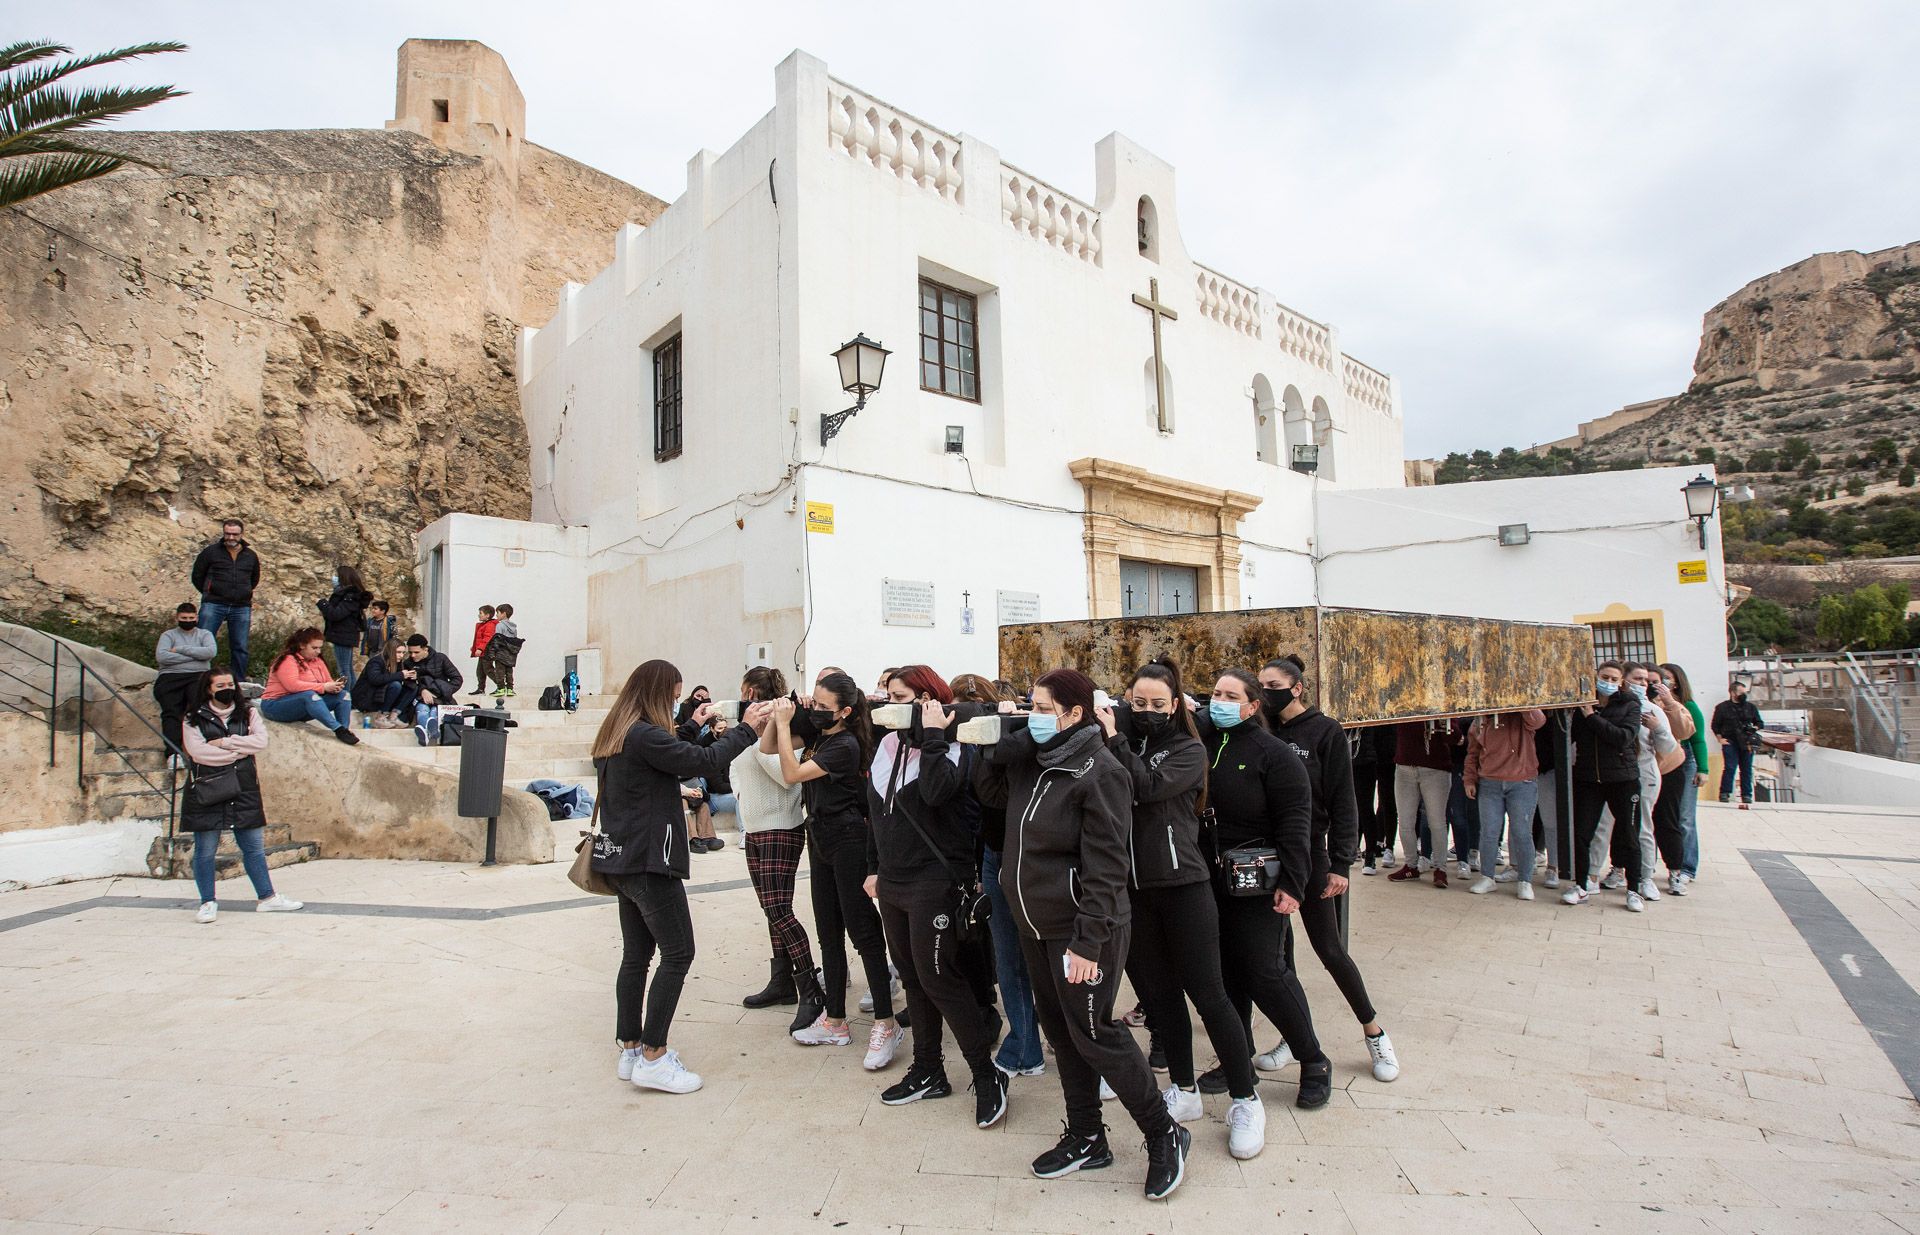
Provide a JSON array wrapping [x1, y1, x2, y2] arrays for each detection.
[[1130, 654, 1198, 740], [949, 672, 1010, 704], [741, 666, 787, 703], [817, 671, 874, 764], [270, 626, 326, 674], [1034, 667, 1097, 728], [1262, 653, 1307, 689]]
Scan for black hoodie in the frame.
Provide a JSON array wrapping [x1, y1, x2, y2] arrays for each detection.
[[1271, 705, 1359, 883], [1572, 690, 1641, 784], [1105, 724, 1209, 889], [867, 722, 976, 883], [1196, 717, 1313, 905], [975, 722, 1134, 957]]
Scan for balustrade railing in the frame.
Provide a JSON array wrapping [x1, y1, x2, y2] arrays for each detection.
[[999, 165, 1101, 264], [1194, 265, 1260, 337], [826, 80, 965, 204]]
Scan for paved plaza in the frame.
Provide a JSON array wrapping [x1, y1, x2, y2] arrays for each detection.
[[4, 803, 1919, 1234]]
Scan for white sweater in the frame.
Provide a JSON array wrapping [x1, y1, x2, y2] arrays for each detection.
[[730, 742, 803, 833]]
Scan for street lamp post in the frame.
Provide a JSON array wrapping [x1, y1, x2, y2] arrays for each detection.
[[1683, 473, 1720, 550], [820, 333, 891, 447]]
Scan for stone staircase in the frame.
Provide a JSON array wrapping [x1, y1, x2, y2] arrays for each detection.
[[146, 821, 321, 879], [355, 694, 613, 791]]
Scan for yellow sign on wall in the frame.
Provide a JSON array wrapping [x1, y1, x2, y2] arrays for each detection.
[[1677, 559, 1708, 585], [805, 502, 835, 534]]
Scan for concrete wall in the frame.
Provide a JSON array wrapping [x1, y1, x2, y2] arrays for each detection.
[[416, 513, 592, 698], [1791, 744, 1920, 809]]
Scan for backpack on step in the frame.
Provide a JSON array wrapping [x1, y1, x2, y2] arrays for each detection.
[[539, 685, 564, 711]]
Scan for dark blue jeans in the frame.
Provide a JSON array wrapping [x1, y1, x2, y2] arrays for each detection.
[[197, 602, 251, 680], [332, 644, 357, 697], [1719, 743, 1754, 801], [981, 846, 1042, 1072], [259, 691, 350, 731], [192, 826, 273, 904]]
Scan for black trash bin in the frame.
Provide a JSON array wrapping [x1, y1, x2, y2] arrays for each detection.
[[457, 708, 513, 863]]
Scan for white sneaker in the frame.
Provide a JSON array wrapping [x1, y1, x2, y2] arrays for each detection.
[[1544, 872, 1561, 889], [1468, 876, 1496, 895], [1517, 882, 1534, 902], [1417, 857, 1433, 874], [1381, 849, 1397, 869], [1253, 1041, 1296, 1072], [1227, 1095, 1266, 1160], [1493, 868, 1520, 883], [858, 965, 901, 1014], [1163, 1085, 1203, 1123], [1602, 870, 1626, 891], [256, 895, 303, 913], [1639, 880, 1662, 903], [1365, 1031, 1401, 1082], [1457, 860, 1472, 878], [1099, 1078, 1116, 1101], [195, 901, 217, 924], [863, 1022, 906, 1071], [1468, 849, 1480, 871], [617, 1046, 644, 1081], [1561, 885, 1589, 906], [630, 1048, 702, 1093], [1624, 891, 1645, 913], [792, 1015, 853, 1046], [1669, 872, 1691, 896], [1362, 860, 1377, 876]]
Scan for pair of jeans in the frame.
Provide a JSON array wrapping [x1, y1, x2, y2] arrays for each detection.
[[980, 846, 1042, 1071], [378, 680, 405, 713], [611, 872, 694, 1048], [1393, 766, 1451, 868], [191, 825, 273, 904], [1217, 885, 1326, 1067], [1720, 743, 1754, 801], [331, 645, 357, 697], [1476, 777, 1538, 881], [878, 877, 994, 1079], [1653, 751, 1697, 876], [259, 690, 349, 731], [808, 832, 893, 1021], [1127, 880, 1255, 1096], [1678, 756, 1701, 876], [1021, 928, 1172, 1142], [196, 602, 251, 681], [1535, 770, 1563, 876]]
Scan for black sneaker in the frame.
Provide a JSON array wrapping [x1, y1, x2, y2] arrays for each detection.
[[1148, 1035, 1167, 1073], [1030, 1125, 1113, 1179], [881, 1064, 952, 1106], [1196, 1064, 1231, 1094], [973, 1065, 1010, 1128], [334, 726, 360, 745], [1296, 1058, 1332, 1109], [1143, 1123, 1190, 1200]]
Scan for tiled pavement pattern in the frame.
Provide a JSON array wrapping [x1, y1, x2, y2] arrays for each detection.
[[2, 802, 1917, 1234]]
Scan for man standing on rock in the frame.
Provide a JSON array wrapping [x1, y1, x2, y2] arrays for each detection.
[[192, 519, 262, 681]]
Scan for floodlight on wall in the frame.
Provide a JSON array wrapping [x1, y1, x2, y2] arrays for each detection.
[[821, 333, 891, 446], [944, 425, 965, 454], [1682, 472, 1720, 549], [1290, 443, 1320, 474], [1497, 523, 1530, 547]]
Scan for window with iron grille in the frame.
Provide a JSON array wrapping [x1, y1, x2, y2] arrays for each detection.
[[918, 278, 979, 401], [652, 334, 682, 461], [1589, 619, 1657, 666]]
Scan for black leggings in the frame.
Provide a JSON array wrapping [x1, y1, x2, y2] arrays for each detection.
[[1353, 760, 1397, 861], [1217, 886, 1326, 1067], [1125, 880, 1256, 1098], [1573, 779, 1642, 888], [612, 872, 694, 1048], [1022, 929, 1172, 1142], [878, 877, 993, 1077], [1288, 876, 1377, 1026], [1652, 765, 1689, 873], [809, 833, 893, 1021]]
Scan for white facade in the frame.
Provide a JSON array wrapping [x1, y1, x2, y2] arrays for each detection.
[[423, 50, 1730, 711]]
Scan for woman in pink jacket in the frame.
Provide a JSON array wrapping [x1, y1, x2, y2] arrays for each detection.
[[258, 627, 359, 743], [182, 665, 304, 923], [1463, 709, 1547, 898]]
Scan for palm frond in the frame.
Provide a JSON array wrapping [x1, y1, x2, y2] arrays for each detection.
[[4, 134, 169, 171], [0, 84, 185, 147], [0, 43, 187, 110], [0, 40, 67, 75], [0, 150, 123, 210]]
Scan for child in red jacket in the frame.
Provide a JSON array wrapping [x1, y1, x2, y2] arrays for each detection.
[[468, 605, 498, 697]]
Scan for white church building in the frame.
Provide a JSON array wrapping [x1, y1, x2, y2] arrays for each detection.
[[418, 50, 1730, 717]]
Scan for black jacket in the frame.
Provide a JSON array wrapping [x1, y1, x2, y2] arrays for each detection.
[[191, 540, 262, 607], [1271, 706, 1359, 883], [352, 655, 400, 712], [1195, 717, 1314, 905], [1572, 691, 1642, 784], [318, 587, 372, 648], [1350, 724, 1396, 767], [1105, 728, 1208, 889], [867, 726, 976, 883], [1710, 697, 1764, 751], [975, 722, 1134, 957], [401, 650, 463, 701], [179, 705, 267, 833], [593, 719, 756, 877]]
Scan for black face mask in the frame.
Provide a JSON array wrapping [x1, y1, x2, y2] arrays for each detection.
[[1134, 710, 1174, 738], [212, 688, 239, 705], [808, 707, 840, 730], [178, 619, 197, 629], [1262, 687, 1295, 714]]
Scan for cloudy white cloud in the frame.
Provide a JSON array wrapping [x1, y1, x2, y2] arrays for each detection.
[[53, 0, 1920, 456]]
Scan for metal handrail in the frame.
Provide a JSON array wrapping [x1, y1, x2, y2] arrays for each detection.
[[1841, 649, 1907, 761], [3, 627, 183, 835]]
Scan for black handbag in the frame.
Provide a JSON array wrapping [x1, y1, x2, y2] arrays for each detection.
[[185, 764, 241, 810], [892, 795, 992, 941], [1218, 843, 1282, 897]]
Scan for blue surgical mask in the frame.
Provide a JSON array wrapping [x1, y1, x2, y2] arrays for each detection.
[[1628, 683, 1647, 701], [1209, 701, 1246, 729], [1026, 712, 1059, 743], [1596, 681, 1619, 697]]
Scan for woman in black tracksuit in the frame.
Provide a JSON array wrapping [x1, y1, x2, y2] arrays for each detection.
[[1258, 655, 1399, 1084], [1099, 657, 1265, 1159], [1193, 668, 1332, 1108], [591, 659, 764, 1095], [867, 682, 1006, 1129], [975, 668, 1189, 1202]]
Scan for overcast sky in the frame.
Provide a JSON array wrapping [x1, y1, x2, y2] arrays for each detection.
[[56, 1, 1920, 457]]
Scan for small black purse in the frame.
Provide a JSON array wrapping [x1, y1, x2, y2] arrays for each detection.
[[894, 797, 991, 941], [1218, 843, 1282, 897], [185, 764, 241, 809]]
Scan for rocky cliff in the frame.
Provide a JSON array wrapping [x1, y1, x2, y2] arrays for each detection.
[[0, 126, 661, 660]]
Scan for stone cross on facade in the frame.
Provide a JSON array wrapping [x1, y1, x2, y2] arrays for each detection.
[[1132, 277, 1178, 433]]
